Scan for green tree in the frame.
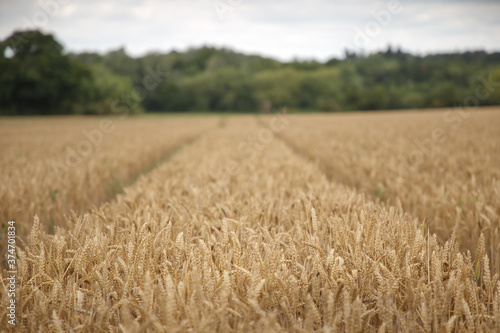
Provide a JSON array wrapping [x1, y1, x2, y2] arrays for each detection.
[[0, 30, 90, 115], [79, 63, 140, 114], [179, 68, 256, 111], [252, 69, 303, 110]]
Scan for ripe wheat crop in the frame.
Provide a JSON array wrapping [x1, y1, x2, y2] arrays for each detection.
[[1, 111, 499, 332], [277, 108, 500, 273], [0, 115, 219, 236]]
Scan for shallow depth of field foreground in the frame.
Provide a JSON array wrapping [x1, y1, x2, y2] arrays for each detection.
[[1, 109, 500, 332]]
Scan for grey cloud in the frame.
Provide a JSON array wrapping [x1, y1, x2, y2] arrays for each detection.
[[0, 0, 499, 61]]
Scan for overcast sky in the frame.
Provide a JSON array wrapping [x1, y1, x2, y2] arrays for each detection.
[[1, 0, 499, 61]]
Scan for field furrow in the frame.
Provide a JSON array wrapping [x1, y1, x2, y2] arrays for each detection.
[[6, 116, 499, 332]]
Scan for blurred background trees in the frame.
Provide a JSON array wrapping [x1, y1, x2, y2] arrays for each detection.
[[1, 29, 500, 115], [0, 30, 140, 115], [0, 30, 90, 115]]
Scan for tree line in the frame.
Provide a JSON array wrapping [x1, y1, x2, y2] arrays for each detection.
[[1, 29, 500, 115]]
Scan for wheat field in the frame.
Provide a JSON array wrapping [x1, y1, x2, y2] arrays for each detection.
[[1, 110, 499, 332], [276, 107, 500, 273], [0, 115, 219, 235]]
